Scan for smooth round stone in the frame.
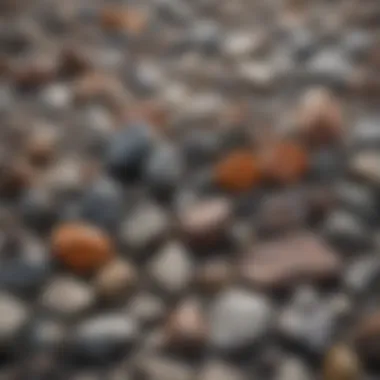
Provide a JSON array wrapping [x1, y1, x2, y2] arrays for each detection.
[[105, 125, 155, 182], [69, 314, 138, 362], [208, 288, 272, 353], [143, 143, 184, 200], [40, 83, 72, 111], [275, 356, 312, 380], [79, 177, 124, 232]]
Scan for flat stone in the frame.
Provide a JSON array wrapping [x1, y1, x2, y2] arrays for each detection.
[[240, 232, 342, 289]]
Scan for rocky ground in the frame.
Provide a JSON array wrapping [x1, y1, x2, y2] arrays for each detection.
[[0, 0, 379, 379]]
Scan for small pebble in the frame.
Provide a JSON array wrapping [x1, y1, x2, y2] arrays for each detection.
[[51, 222, 113, 274], [198, 360, 247, 380], [275, 356, 312, 380], [128, 292, 165, 326], [350, 151, 380, 186]]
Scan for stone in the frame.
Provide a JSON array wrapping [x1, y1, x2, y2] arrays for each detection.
[[148, 241, 193, 296], [70, 313, 138, 362], [0, 293, 28, 347], [240, 232, 342, 289], [350, 152, 380, 186], [275, 356, 312, 380], [27, 318, 65, 351], [178, 197, 232, 247], [309, 147, 346, 182], [51, 222, 113, 274], [164, 299, 208, 351], [198, 360, 247, 380], [322, 210, 372, 252], [119, 202, 170, 253], [208, 288, 272, 352], [128, 293, 165, 326], [323, 344, 361, 380], [214, 150, 261, 192], [351, 116, 380, 149], [94, 259, 137, 301], [40, 276, 94, 318], [278, 287, 338, 355], [258, 141, 309, 184]]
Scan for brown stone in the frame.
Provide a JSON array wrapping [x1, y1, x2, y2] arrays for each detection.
[[165, 299, 208, 351], [214, 151, 261, 192], [51, 223, 113, 275], [297, 88, 343, 145], [25, 128, 58, 167], [240, 232, 342, 289], [323, 344, 361, 380], [194, 260, 233, 294], [59, 46, 92, 77]]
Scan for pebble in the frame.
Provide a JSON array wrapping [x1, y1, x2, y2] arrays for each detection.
[[198, 360, 247, 380], [143, 143, 184, 200], [322, 209, 372, 252], [323, 344, 361, 380], [214, 150, 261, 192], [79, 177, 124, 232], [51, 222, 114, 274], [105, 125, 155, 182], [259, 141, 309, 184], [119, 202, 170, 253], [27, 318, 65, 351], [309, 147, 346, 182], [164, 298, 208, 351], [0, 292, 28, 347], [297, 87, 343, 145], [350, 152, 380, 186], [178, 197, 232, 247], [208, 288, 272, 352], [350, 116, 380, 149], [275, 356, 312, 380], [240, 232, 342, 289], [94, 259, 137, 301], [40, 276, 95, 318], [148, 241, 193, 296], [278, 287, 338, 355], [69, 313, 138, 362], [128, 293, 165, 326], [40, 83, 72, 111]]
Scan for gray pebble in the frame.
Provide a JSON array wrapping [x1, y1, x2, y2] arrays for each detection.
[[128, 293, 165, 326], [208, 288, 272, 352], [27, 318, 65, 351], [197, 360, 247, 380], [40, 83, 72, 111], [351, 116, 380, 149], [274, 356, 312, 380], [148, 241, 193, 296], [40, 276, 95, 318]]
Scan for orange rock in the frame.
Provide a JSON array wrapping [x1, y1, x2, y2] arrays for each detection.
[[297, 88, 343, 145], [259, 141, 308, 184], [52, 223, 113, 274], [100, 7, 148, 34], [214, 151, 261, 192]]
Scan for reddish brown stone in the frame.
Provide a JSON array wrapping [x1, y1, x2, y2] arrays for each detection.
[[52, 223, 113, 275], [100, 7, 148, 34], [59, 46, 92, 77], [259, 141, 309, 184], [240, 232, 342, 289], [215, 151, 261, 192]]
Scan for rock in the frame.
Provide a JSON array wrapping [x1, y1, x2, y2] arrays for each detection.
[[351, 116, 380, 149], [164, 299, 208, 351], [178, 197, 232, 247], [119, 202, 170, 253], [258, 141, 309, 185], [309, 147, 346, 182], [278, 287, 338, 355], [350, 152, 380, 186], [40, 83, 72, 111], [194, 259, 233, 294], [143, 143, 184, 200], [148, 241, 193, 296], [198, 360, 247, 380], [342, 30, 373, 60], [105, 125, 155, 182], [69, 314, 137, 362], [187, 20, 221, 54], [94, 259, 137, 301], [297, 87, 343, 146], [322, 210, 372, 252], [27, 318, 65, 351], [0, 293, 28, 347], [275, 356, 312, 380], [128, 293, 165, 326], [214, 150, 261, 193], [135, 355, 194, 380], [79, 177, 124, 232], [208, 288, 272, 352], [40, 276, 95, 318], [240, 232, 342, 289], [51, 222, 114, 274], [323, 344, 361, 380]]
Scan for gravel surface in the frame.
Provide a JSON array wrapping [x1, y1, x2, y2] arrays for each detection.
[[0, 0, 379, 379]]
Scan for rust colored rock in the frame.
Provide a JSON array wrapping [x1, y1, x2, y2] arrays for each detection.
[[52, 223, 113, 275], [214, 151, 261, 192], [100, 7, 148, 34], [297, 88, 343, 145], [165, 299, 208, 351], [259, 142, 309, 184], [323, 344, 361, 380], [240, 232, 341, 289]]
